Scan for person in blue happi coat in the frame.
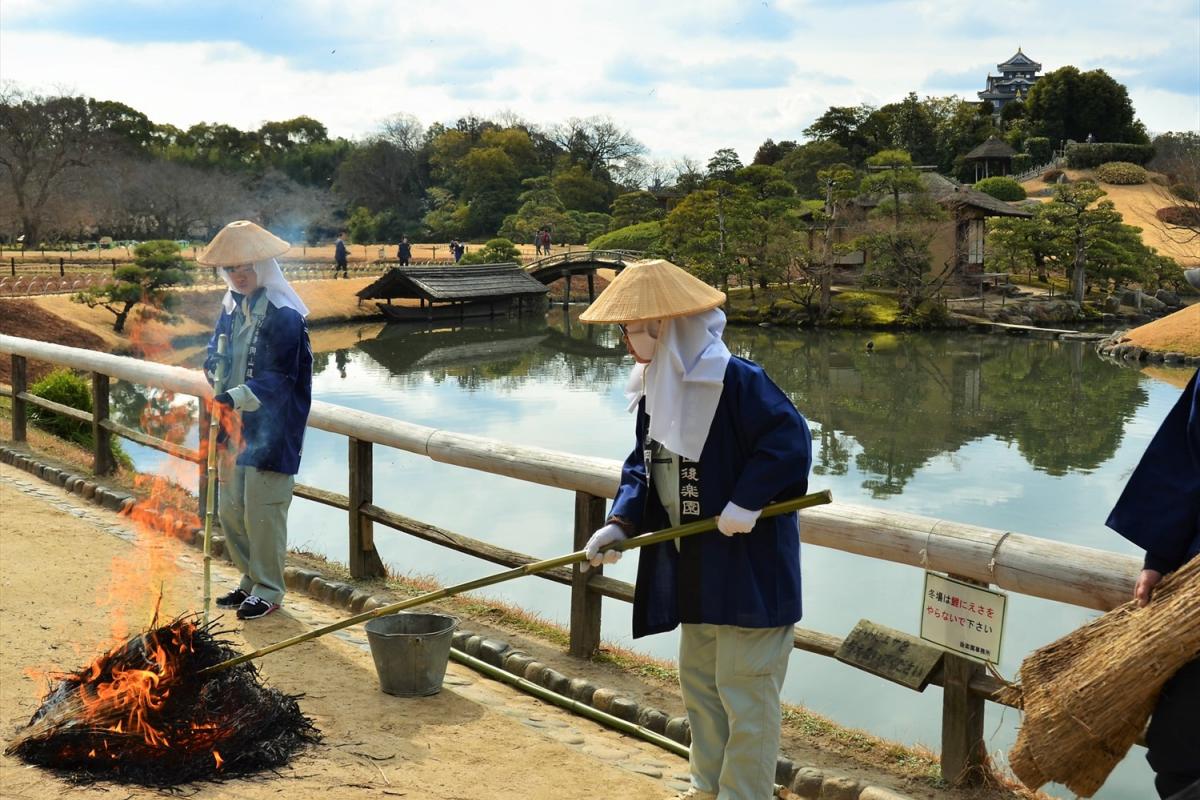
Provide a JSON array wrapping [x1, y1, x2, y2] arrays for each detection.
[[578, 259, 812, 800], [199, 220, 313, 621], [1106, 269, 1200, 800]]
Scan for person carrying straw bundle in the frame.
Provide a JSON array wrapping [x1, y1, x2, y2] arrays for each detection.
[[577, 259, 813, 800], [198, 220, 313, 621], [1003, 347, 1200, 798]]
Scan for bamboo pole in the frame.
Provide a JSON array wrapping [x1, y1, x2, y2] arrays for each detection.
[[202, 335, 229, 624], [200, 490, 833, 674]]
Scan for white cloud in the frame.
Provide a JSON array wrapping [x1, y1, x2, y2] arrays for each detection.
[[2, 0, 1196, 163]]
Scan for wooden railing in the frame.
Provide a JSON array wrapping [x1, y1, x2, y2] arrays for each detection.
[[0, 333, 1140, 786]]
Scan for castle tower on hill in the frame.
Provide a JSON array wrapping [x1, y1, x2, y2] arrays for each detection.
[[978, 49, 1042, 115]]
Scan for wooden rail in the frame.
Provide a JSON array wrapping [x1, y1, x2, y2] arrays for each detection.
[[0, 333, 1141, 786]]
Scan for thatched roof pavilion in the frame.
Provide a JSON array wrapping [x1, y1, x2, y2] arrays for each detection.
[[357, 263, 548, 321], [963, 137, 1018, 181]]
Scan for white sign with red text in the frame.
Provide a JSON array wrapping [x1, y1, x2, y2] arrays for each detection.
[[920, 573, 1007, 664]]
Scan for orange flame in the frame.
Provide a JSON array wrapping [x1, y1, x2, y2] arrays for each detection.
[[213, 750, 224, 769], [71, 622, 199, 748]]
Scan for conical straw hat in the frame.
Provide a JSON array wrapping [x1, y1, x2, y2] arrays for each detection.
[[579, 259, 725, 323], [198, 220, 290, 267]]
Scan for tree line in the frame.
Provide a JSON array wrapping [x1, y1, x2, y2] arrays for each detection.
[[0, 64, 1155, 249]]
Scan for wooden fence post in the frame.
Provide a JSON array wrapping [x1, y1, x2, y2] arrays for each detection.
[[940, 574, 988, 787], [587, 272, 595, 303], [348, 437, 386, 578], [91, 372, 115, 475], [11, 355, 27, 442], [569, 490, 606, 657]]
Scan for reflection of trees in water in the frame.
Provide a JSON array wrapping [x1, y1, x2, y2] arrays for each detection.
[[724, 329, 1146, 497], [349, 316, 630, 395], [979, 340, 1145, 475], [110, 380, 197, 442]]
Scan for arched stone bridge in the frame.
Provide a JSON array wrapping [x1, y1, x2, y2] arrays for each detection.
[[524, 249, 643, 304]]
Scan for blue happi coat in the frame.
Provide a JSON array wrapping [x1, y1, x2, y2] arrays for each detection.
[[609, 356, 812, 638], [1106, 369, 1200, 573], [205, 291, 313, 475]]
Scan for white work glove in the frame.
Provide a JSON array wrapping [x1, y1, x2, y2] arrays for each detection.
[[583, 523, 627, 571], [717, 501, 761, 536]]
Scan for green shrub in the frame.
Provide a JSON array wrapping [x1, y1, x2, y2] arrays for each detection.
[[1095, 161, 1148, 185], [588, 221, 662, 252], [1171, 183, 1199, 202], [974, 177, 1027, 201], [27, 369, 130, 467], [1066, 142, 1155, 168], [1042, 168, 1066, 183], [1024, 136, 1053, 163], [1011, 154, 1033, 174], [460, 238, 521, 264]]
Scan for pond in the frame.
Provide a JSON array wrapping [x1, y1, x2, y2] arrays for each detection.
[[115, 311, 1193, 800]]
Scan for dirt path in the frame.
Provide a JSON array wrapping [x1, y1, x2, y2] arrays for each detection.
[[0, 462, 682, 800]]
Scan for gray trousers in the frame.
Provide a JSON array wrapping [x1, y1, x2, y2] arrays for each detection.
[[679, 623, 793, 800], [217, 451, 294, 605]]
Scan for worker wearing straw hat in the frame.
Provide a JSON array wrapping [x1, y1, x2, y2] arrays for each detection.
[[1106, 270, 1200, 800], [199, 220, 313, 621], [579, 259, 812, 800]]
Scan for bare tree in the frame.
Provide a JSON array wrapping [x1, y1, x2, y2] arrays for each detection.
[[1147, 134, 1200, 247], [0, 86, 107, 243], [550, 116, 646, 175]]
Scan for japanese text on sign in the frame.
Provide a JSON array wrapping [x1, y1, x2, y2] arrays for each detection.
[[919, 572, 1007, 664]]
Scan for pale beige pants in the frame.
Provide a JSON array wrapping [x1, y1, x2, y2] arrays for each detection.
[[679, 623, 793, 800], [217, 451, 294, 605]]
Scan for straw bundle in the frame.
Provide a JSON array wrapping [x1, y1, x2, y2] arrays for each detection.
[[1000, 555, 1200, 797]]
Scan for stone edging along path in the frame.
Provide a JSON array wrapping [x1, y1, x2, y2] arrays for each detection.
[[0, 444, 918, 800]]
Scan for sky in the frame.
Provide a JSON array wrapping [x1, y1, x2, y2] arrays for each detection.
[[2, 0, 1197, 164]]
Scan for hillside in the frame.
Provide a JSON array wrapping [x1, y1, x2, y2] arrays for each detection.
[[1020, 169, 1199, 267]]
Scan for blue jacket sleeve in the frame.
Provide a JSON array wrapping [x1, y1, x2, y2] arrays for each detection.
[[730, 368, 812, 512], [1106, 370, 1200, 573], [609, 421, 649, 531], [243, 309, 305, 405]]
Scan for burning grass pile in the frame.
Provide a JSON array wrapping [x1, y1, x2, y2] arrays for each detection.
[[6, 615, 319, 786]]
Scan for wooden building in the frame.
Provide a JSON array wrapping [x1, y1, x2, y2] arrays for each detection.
[[921, 173, 1032, 279], [849, 173, 1033, 280], [357, 263, 549, 322]]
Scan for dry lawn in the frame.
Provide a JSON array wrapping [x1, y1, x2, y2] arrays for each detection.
[[1123, 303, 1200, 356], [1021, 169, 1200, 267], [21, 278, 387, 364]]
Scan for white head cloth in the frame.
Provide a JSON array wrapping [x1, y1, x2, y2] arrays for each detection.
[[624, 307, 731, 461], [220, 258, 309, 318]]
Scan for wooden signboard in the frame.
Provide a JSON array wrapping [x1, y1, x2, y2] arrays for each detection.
[[834, 619, 945, 691]]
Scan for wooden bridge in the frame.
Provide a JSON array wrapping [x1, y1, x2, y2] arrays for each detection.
[[524, 250, 643, 305]]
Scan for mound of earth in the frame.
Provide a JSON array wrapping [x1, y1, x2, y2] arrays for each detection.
[[0, 300, 107, 385]]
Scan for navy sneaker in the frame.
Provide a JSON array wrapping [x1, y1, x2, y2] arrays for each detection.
[[215, 588, 249, 608], [236, 595, 280, 620]]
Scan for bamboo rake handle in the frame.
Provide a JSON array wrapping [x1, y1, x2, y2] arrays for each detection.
[[201, 335, 229, 625], [200, 489, 832, 675]]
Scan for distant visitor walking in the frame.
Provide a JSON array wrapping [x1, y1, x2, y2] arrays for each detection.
[[397, 236, 411, 266], [334, 231, 348, 278]]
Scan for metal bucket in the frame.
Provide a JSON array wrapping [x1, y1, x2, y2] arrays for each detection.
[[364, 612, 459, 697]]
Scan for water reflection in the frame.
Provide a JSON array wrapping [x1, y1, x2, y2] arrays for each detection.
[[722, 329, 1150, 496]]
